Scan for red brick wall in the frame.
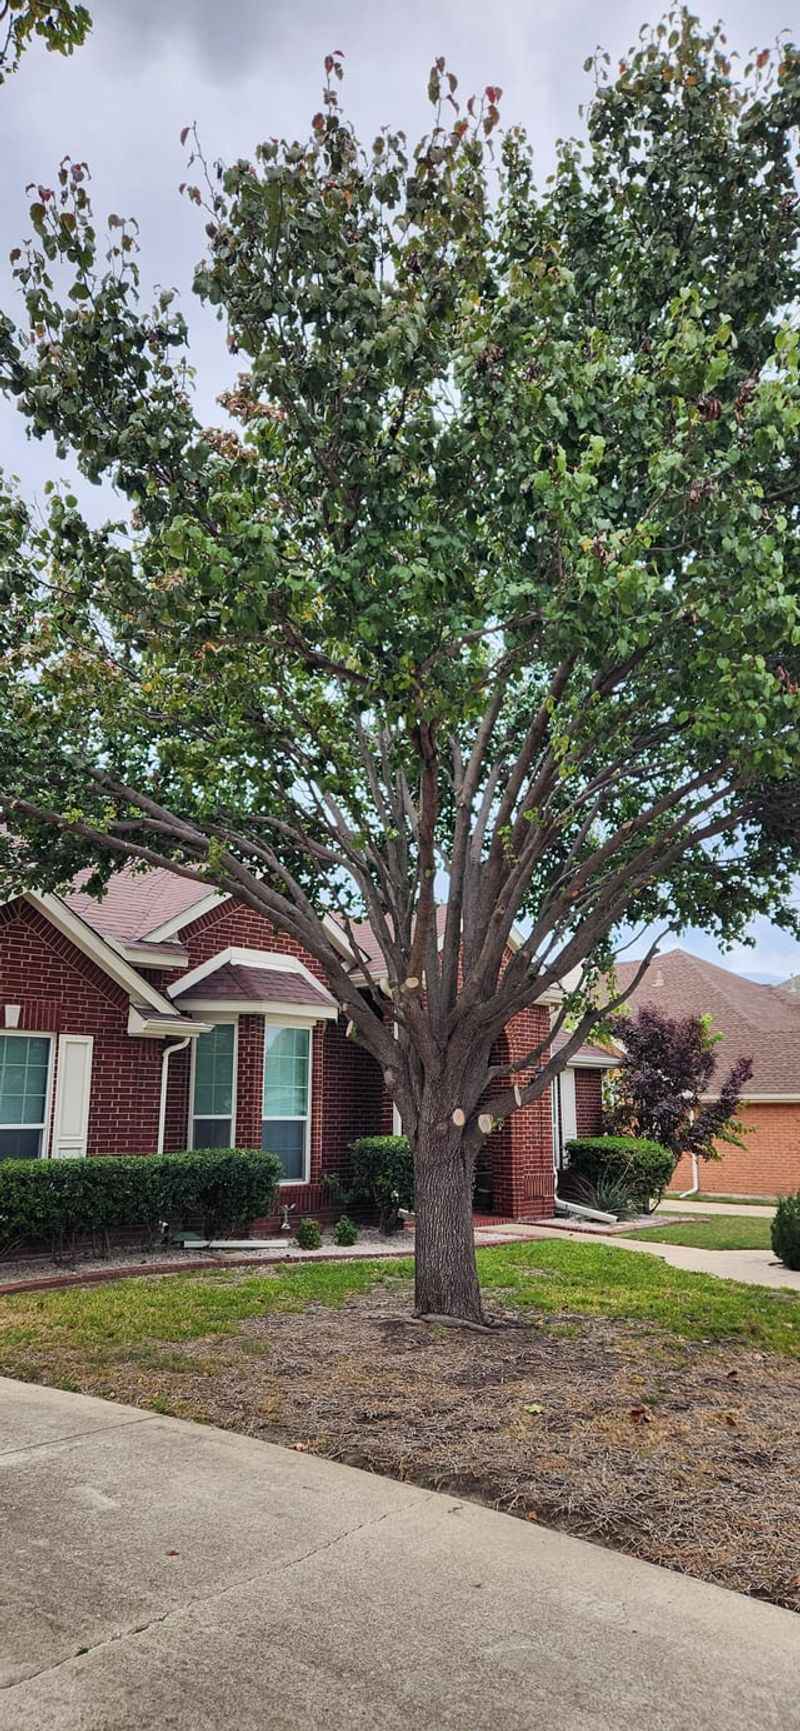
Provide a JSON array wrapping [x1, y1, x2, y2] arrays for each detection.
[[671, 1102, 800, 1197], [170, 899, 335, 984], [574, 1068, 603, 1137], [485, 1004, 554, 1219], [0, 900, 164, 1154]]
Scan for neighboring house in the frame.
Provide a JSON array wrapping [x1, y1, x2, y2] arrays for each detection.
[[0, 869, 614, 1226], [615, 948, 800, 1197]]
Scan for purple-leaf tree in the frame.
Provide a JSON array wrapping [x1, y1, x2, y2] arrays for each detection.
[[606, 1004, 753, 1165]]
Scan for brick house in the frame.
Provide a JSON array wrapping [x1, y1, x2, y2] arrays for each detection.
[[615, 948, 800, 1197], [0, 868, 613, 1225]]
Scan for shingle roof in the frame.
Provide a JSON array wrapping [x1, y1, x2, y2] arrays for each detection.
[[339, 907, 451, 974], [64, 866, 216, 941], [178, 962, 333, 1010], [614, 948, 800, 1098]]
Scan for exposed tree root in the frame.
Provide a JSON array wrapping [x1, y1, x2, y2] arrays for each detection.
[[370, 1310, 535, 1332]]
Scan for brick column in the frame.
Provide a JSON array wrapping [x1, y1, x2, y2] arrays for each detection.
[[488, 1005, 554, 1220], [234, 1015, 265, 1147]]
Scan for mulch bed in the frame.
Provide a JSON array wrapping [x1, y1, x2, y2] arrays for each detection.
[[13, 1271, 800, 1612]]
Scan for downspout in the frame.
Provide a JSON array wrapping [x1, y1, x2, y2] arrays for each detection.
[[157, 1036, 192, 1155], [679, 1153, 700, 1200], [677, 1108, 700, 1199]]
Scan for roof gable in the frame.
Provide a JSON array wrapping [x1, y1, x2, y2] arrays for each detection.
[[168, 946, 337, 1018], [22, 893, 188, 1022], [614, 948, 800, 1098]]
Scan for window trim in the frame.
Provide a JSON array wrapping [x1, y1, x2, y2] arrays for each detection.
[[262, 1015, 313, 1185], [188, 1016, 239, 1150], [0, 1030, 56, 1159]]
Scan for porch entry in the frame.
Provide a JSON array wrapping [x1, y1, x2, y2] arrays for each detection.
[[551, 1068, 577, 1172]]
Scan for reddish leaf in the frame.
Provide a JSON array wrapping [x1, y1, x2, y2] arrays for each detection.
[[629, 1405, 653, 1425]]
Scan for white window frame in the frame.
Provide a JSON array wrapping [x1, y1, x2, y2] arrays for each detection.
[[0, 1030, 56, 1159], [262, 1015, 314, 1185], [188, 1016, 239, 1150]]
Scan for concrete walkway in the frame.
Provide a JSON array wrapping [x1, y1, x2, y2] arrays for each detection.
[[658, 1199, 776, 1219], [588, 1233, 800, 1291], [1, 1380, 797, 1731], [478, 1217, 800, 1290], [495, 1217, 800, 1291]]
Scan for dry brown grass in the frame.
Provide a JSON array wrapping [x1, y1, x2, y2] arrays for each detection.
[[18, 1279, 800, 1612]]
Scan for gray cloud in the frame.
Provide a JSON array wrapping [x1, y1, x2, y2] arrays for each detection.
[[96, 0, 300, 78]]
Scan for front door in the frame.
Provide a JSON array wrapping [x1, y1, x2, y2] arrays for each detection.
[[51, 1034, 94, 1158]]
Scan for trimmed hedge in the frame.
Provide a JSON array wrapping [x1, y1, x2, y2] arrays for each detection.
[[347, 1135, 414, 1233], [565, 1135, 674, 1212], [0, 1148, 282, 1256], [772, 1193, 800, 1271]]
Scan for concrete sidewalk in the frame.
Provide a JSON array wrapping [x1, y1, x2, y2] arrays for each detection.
[[1, 1380, 797, 1730]]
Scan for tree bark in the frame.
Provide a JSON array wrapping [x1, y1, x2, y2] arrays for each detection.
[[413, 1119, 485, 1325]]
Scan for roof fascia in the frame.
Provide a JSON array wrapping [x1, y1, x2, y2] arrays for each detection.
[[127, 1006, 211, 1038], [143, 889, 230, 942], [180, 997, 337, 1021]]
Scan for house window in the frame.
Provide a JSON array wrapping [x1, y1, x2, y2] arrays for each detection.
[[262, 1024, 311, 1181], [0, 1034, 52, 1159], [191, 1023, 235, 1148]]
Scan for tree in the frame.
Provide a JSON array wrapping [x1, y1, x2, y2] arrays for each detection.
[[0, 0, 90, 84], [605, 1004, 753, 1165], [2, 13, 800, 1322]]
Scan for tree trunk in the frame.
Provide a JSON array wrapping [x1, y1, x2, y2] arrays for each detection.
[[413, 1123, 485, 1325]]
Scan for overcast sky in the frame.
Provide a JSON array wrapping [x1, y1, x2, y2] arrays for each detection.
[[2, 0, 799, 981]]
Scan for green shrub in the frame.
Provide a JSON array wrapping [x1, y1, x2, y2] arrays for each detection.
[[295, 1216, 323, 1250], [565, 1136, 674, 1213], [348, 1135, 414, 1234], [0, 1148, 281, 1257], [186, 1148, 282, 1238], [333, 1214, 359, 1247], [569, 1172, 640, 1220], [772, 1193, 800, 1270]]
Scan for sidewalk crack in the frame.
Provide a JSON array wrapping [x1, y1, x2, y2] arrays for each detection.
[[2, 1498, 432, 1692]]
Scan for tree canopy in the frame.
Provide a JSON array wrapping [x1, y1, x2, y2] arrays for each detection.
[[0, 0, 90, 84], [2, 9, 800, 1316]]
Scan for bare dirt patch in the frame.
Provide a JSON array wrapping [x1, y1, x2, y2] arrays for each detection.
[[20, 1272, 800, 1612]]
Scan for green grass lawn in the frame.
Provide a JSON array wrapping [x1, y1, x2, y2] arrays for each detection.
[[628, 1215, 774, 1252], [2, 1238, 799, 1375]]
